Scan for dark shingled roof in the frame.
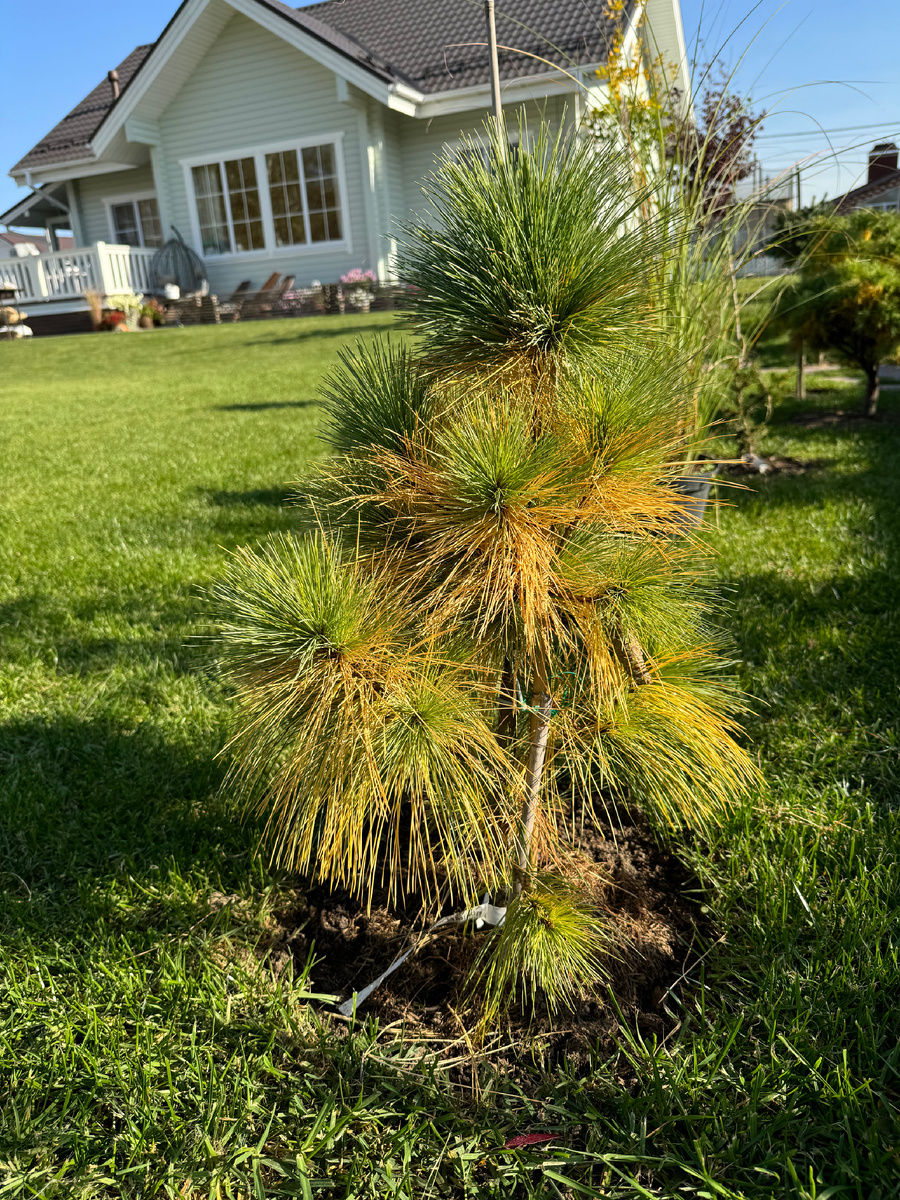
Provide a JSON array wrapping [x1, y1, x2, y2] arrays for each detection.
[[12, 0, 620, 174], [833, 170, 900, 214], [302, 0, 621, 93], [12, 45, 153, 172]]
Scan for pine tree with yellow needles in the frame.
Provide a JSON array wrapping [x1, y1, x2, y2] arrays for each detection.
[[213, 122, 762, 1018]]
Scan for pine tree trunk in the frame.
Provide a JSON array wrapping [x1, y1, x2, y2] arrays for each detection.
[[515, 661, 552, 893], [861, 365, 880, 417]]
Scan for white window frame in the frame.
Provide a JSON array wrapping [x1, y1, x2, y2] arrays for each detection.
[[180, 132, 352, 261], [442, 126, 530, 168], [103, 191, 162, 248]]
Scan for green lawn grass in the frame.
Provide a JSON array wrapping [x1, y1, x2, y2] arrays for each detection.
[[1, 323, 898, 1198]]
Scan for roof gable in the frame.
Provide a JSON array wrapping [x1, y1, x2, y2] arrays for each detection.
[[12, 45, 152, 173]]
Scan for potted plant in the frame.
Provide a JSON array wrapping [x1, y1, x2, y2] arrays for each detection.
[[99, 308, 129, 332], [340, 268, 377, 312], [138, 298, 166, 329]]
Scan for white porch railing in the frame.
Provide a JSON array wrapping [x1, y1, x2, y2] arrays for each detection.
[[0, 243, 157, 305]]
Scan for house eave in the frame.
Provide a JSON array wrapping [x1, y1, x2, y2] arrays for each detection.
[[410, 66, 606, 120], [11, 160, 141, 186]]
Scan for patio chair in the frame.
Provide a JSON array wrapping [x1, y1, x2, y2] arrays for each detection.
[[217, 280, 252, 322], [241, 273, 287, 321], [199, 295, 221, 325], [163, 296, 203, 326]]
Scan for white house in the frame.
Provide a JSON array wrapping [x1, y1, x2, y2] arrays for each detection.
[[1, 0, 689, 334]]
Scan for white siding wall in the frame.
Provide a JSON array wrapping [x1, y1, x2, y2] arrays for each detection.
[[77, 164, 157, 246], [69, 12, 577, 292], [397, 96, 569, 221], [153, 11, 371, 293]]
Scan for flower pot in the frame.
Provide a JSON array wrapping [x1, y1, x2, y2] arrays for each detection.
[[138, 315, 154, 329], [671, 472, 715, 526]]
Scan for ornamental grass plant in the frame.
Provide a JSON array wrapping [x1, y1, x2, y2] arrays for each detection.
[[214, 123, 762, 1017]]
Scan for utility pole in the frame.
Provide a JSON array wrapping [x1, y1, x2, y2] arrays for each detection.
[[484, 0, 504, 147]]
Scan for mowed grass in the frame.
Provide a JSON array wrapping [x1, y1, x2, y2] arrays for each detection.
[[1, 324, 899, 1198]]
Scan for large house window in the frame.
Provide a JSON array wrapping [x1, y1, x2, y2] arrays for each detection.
[[110, 197, 163, 248], [192, 158, 265, 255], [267, 150, 308, 246], [301, 144, 343, 242], [192, 163, 230, 255], [187, 139, 346, 257]]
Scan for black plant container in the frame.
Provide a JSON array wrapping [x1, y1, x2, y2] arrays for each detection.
[[671, 472, 716, 526]]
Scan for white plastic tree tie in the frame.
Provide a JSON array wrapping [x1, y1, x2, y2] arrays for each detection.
[[336, 896, 507, 1017]]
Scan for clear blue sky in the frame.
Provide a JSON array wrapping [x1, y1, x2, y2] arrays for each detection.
[[2, 0, 898, 227]]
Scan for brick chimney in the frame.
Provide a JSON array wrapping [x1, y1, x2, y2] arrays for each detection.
[[868, 142, 899, 184]]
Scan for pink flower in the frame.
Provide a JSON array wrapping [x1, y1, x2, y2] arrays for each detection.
[[340, 268, 377, 286]]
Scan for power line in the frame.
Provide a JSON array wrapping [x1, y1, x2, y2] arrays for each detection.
[[757, 121, 900, 140]]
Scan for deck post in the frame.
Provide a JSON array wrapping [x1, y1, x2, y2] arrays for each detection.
[[33, 257, 50, 299], [95, 243, 120, 296]]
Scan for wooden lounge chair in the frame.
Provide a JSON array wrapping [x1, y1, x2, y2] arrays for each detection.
[[217, 280, 252, 322], [242, 273, 287, 320]]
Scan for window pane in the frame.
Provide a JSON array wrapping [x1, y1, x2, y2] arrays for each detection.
[[112, 202, 141, 247], [302, 144, 342, 243], [137, 198, 163, 248], [266, 150, 306, 245], [224, 157, 264, 252], [309, 211, 326, 243], [192, 164, 230, 255], [325, 207, 342, 241]]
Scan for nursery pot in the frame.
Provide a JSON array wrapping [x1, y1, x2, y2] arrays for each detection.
[[671, 472, 715, 527]]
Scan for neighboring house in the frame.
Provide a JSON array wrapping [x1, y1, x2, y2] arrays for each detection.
[[0, 231, 74, 258], [1, 0, 689, 333], [833, 143, 900, 215], [732, 165, 796, 276]]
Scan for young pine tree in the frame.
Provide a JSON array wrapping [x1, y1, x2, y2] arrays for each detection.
[[213, 124, 761, 1017]]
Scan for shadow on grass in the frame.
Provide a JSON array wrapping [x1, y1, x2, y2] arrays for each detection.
[[0, 589, 205, 677], [0, 713, 257, 903], [214, 401, 317, 412], [246, 320, 392, 346], [719, 413, 900, 800], [201, 486, 293, 508]]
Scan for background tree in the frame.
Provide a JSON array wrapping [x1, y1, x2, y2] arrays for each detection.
[[670, 64, 763, 220], [774, 209, 900, 416], [214, 125, 762, 1020], [769, 199, 836, 268]]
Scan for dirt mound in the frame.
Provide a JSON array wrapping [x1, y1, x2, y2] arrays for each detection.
[[259, 808, 711, 1074]]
